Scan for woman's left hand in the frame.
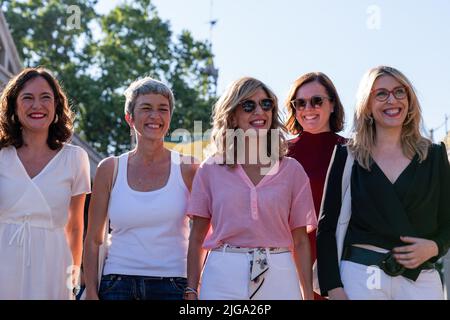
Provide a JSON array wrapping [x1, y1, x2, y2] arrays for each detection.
[[392, 236, 439, 269]]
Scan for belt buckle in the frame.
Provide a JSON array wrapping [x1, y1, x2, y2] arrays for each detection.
[[379, 252, 405, 277]]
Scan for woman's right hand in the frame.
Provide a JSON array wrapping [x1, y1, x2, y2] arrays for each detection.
[[328, 287, 349, 300], [84, 288, 100, 300], [184, 292, 198, 300]]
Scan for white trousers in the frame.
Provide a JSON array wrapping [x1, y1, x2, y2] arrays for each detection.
[[199, 250, 302, 300], [341, 260, 444, 300]]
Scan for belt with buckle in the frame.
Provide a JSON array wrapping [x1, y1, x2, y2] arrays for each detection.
[[211, 245, 291, 299], [342, 246, 435, 281]]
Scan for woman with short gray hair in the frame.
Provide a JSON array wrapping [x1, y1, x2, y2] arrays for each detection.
[[83, 76, 198, 300]]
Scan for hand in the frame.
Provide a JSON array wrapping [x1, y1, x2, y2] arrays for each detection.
[[84, 288, 100, 300], [328, 287, 349, 300], [184, 292, 198, 300], [392, 236, 439, 269], [302, 290, 314, 301], [79, 270, 85, 287]]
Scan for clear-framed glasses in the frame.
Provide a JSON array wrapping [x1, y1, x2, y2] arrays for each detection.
[[371, 86, 407, 102], [237, 98, 275, 113], [290, 95, 332, 111]]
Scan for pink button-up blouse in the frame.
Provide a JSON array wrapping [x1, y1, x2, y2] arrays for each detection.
[[187, 156, 317, 249]]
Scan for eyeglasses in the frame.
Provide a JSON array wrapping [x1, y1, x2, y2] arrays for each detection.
[[290, 95, 332, 111], [237, 98, 275, 113], [371, 87, 407, 102]]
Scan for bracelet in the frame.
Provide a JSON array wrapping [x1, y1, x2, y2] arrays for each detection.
[[184, 286, 198, 295]]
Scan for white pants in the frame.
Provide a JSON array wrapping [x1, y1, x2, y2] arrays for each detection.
[[199, 250, 302, 300], [341, 260, 444, 300]]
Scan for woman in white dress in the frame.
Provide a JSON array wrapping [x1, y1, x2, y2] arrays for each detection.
[[0, 67, 91, 299]]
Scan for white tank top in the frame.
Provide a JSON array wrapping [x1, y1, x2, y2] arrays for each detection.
[[103, 151, 190, 277]]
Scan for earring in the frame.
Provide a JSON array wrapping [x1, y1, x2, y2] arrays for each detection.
[[53, 114, 59, 124], [11, 114, 16, 124], [367, 115, 374, 126]]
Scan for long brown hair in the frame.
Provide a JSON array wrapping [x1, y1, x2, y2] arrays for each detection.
[[0, 67, 74, 150], [285, 72, 345, 135]]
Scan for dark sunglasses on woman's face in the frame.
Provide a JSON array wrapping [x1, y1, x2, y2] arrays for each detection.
[[290, 95, 332, 111], [371, 86, 407, 102], [238, 98, 275, 113]]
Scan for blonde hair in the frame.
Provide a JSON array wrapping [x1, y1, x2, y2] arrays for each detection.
[[211, 77, 287, 166], [348, 66, 431, 170]]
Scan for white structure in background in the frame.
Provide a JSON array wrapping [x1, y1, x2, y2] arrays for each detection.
[[0, 11, 20, 84], [0, 10, 102, 178]]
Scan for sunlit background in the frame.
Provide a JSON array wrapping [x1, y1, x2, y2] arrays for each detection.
[[98, 0, 450, 143]]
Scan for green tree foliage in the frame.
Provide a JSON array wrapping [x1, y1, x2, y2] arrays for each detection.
[[2, 0, 217, 155]]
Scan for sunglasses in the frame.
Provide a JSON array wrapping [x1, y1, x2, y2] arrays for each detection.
[[238, 98, 275, 113], [290, 95, 332, 111], [371, 87, 407, 102]]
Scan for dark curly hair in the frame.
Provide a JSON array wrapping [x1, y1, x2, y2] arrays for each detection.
[[0, 67, 74, 150]]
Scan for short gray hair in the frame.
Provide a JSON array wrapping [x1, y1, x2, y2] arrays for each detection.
[[124, 77, 175, 116]]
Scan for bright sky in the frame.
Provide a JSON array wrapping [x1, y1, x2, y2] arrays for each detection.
[[96, 0, 450, 142]]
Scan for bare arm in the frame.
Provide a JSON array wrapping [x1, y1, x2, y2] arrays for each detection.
[[186, 216, 210, 300], [65, 193, 86, 290], [180, 156, 199, 192], [292, 227, 313, 300], [82, 157, 115, 300]]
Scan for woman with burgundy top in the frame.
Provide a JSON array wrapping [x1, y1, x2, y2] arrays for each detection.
[[185, 77, 317, 300], [285, 72, 346, 299]]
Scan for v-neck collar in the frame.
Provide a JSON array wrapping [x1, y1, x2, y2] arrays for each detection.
[[237, 160, 281, 188], [371, 154, 417, 186], [14, 144, 66, 181]]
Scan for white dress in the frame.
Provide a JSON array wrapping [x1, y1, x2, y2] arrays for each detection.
[[0, 144, 90, 300]]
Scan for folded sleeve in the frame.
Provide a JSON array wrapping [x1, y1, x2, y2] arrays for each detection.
[[316, 145, 347, 296], [187, 165, 211, 218], [430, 142, 450, 260], [289, 161, 317, 233], [71, 146, 91, 196]]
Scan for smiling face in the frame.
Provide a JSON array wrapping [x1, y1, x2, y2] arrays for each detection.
[[15, 76, 56, 134], [233, 88, 273, 133], [369, 75, 409, 130], [126, 93, 171, 141], [294, 81, 333, 134]]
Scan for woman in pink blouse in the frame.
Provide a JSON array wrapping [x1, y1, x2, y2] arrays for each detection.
[[185, 77, 317, 300]]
